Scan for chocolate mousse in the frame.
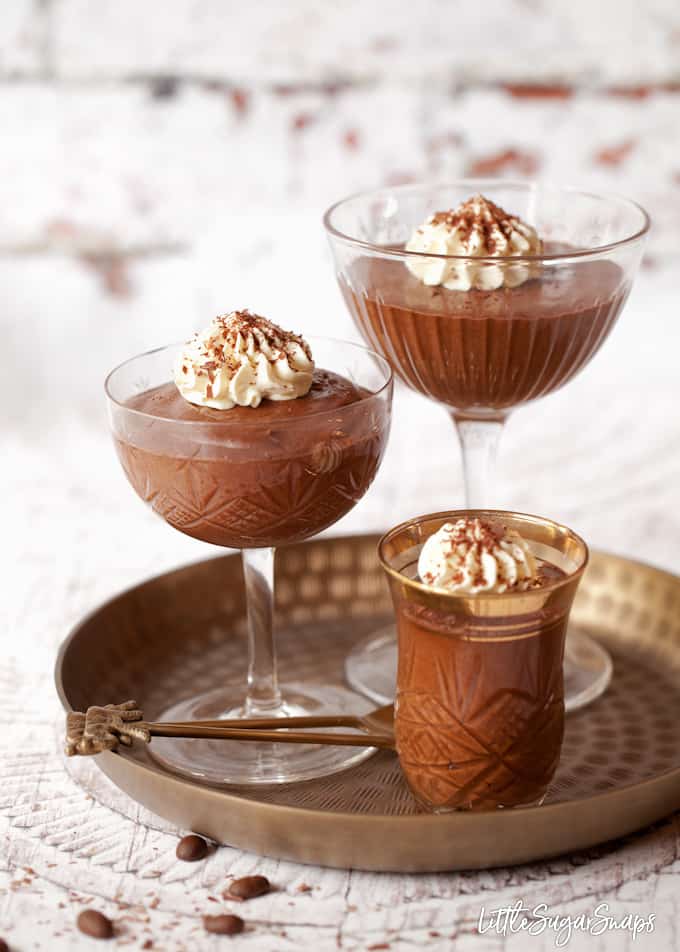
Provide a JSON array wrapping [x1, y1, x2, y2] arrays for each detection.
[[340, 196, 628, 413], [381, 515, 586, 811], [114, 311, 390, 549]]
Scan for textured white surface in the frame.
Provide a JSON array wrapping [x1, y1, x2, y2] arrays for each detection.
[[4, 0, 680, 948]]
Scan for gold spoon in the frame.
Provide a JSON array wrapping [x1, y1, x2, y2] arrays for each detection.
[[163, 703, 395, 734], [65, 701, 396, 757]]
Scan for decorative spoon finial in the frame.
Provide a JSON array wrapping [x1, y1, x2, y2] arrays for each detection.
[[65, 700, 150, 756]]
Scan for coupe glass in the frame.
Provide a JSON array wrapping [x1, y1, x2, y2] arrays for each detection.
[[105, 336, 392, 784], [324, 181, 649, 711]]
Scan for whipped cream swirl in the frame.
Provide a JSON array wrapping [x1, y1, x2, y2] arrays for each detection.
[[174, 310, 314, 410], [417, 517, 538, 594], [405, 194, 542, 291]]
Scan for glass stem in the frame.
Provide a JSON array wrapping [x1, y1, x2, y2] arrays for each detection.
[[452, 413, 508, 508], [241, 546, 282, 716]]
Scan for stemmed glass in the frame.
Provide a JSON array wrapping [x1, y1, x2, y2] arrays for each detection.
[[105, 336, 392, 784], [324, 181, 649, 712]]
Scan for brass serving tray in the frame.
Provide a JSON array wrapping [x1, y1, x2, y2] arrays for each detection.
[[56, 534, 680, 872]]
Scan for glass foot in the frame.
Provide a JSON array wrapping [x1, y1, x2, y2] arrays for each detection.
[[562, 625, 613, 712], [345, 625, 398, 707], [345, 625, 612, 713], [149, 682, 375, 785]]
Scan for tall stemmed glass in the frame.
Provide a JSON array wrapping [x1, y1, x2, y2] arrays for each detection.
[[324, 181, 649, 711], [106, 336, 392, 784]]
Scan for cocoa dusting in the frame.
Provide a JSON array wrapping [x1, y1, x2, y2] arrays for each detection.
[[430, 195, 521, 252]]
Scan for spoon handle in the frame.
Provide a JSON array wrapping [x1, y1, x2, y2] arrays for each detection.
[[159, 714, 362, 731], [147, 722, 394, 749]]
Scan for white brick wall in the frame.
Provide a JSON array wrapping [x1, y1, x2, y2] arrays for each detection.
[[3, 0, 680, 545], [50, 0, 680, 85], [1, 83, 678, 256], [0, 0, 46, 75]]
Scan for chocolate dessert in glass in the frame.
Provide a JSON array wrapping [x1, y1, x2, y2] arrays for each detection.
[[379, 510, 588, 811], [324, 182, 648, 711], [105, 310, 392, 784]]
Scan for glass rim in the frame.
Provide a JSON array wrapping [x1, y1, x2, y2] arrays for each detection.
[[378, 508, 589, 600], [104, 334, 393, 427], [322, 179, 651, 264]]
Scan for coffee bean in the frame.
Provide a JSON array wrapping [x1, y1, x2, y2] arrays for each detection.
[[203, 914, 244, 935], [77, 910, 114, 939], [176, 834, 209, 862], [224, 874, 270, 901]]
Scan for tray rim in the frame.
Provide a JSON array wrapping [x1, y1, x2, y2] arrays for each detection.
[[54, 532, 680, 828]]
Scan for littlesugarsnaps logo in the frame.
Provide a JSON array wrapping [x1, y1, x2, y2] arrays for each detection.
[[477, 900, 655, 947]]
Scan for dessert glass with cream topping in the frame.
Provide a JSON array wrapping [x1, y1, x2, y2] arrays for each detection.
[[106, 311, 393, 784], [379, 510, 588, 812], [417, 518, 538, 593], [324, 181, 648, 712]]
